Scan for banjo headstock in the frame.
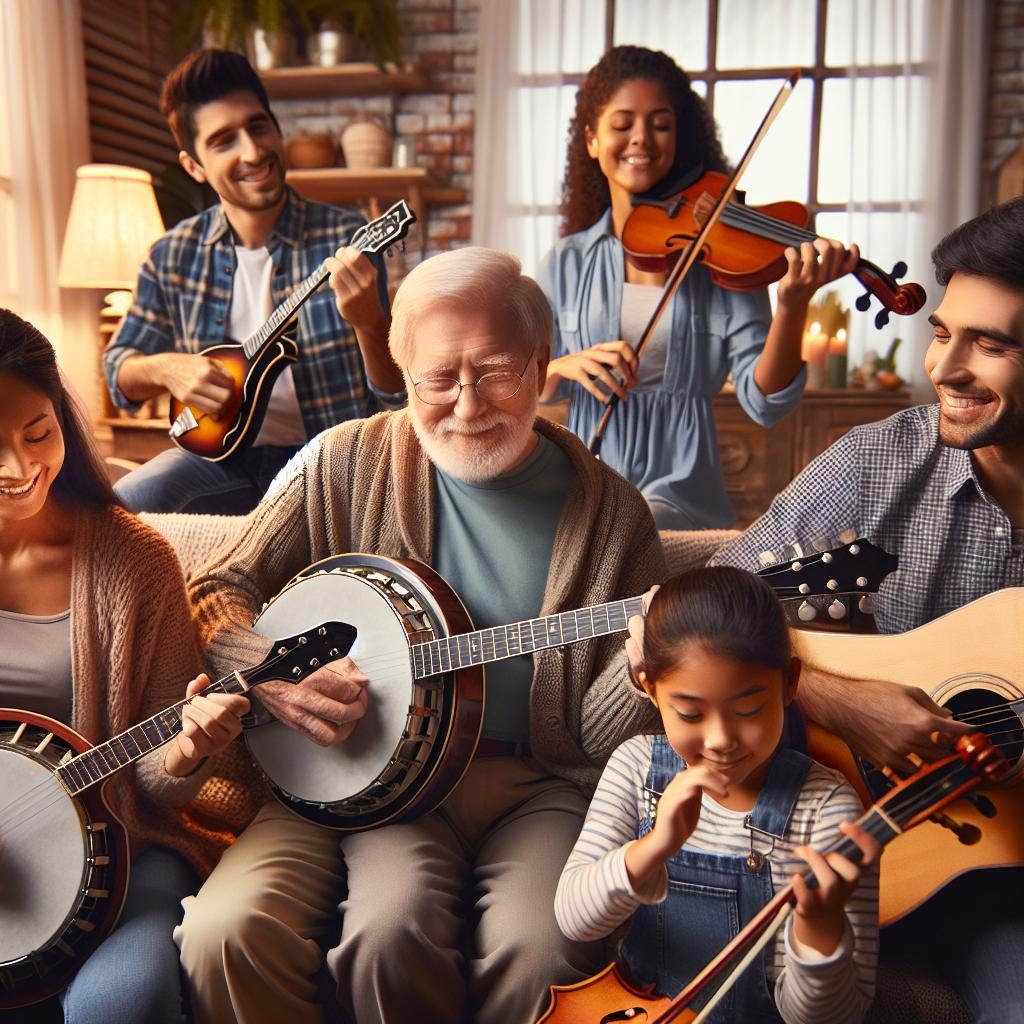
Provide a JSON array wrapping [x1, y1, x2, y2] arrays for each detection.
[[244, 621, 357, 686]]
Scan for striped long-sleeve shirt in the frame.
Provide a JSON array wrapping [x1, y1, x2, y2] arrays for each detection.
[[555, 735, 878, 1024]]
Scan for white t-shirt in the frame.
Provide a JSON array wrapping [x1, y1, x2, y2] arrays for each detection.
[[231, 245, 306, 447]]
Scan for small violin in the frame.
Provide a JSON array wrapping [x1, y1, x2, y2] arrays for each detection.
[[536, 731, 1009, 1024], [621, 170, 926, 330]]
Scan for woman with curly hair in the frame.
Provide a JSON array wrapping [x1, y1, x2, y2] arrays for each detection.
[[538, 45, 857, 529]]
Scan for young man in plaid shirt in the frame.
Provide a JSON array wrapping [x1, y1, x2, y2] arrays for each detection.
[[105, 49, 405, 513]]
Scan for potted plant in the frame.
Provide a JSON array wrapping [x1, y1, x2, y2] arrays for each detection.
[[174, 1, 400, 68], [303, 0, 401, 66]]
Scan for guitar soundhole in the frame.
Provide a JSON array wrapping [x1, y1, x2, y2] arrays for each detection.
[[946, 688, 1024, 770]]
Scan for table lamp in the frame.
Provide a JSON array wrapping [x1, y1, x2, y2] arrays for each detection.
[[58, 163, 165, 318]]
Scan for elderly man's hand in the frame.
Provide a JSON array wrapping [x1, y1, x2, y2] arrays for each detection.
[[256, 657, 370, 746], [625, 584, 660, 691]]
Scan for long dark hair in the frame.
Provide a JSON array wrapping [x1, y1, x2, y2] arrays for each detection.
[[643, 566, 791, 682], [0, 309, 119, 509], [560, 45, 729, 237]]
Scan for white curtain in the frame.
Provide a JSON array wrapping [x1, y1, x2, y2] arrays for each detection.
[[471, 0, 990, 396], [1, 0, 96, 412]]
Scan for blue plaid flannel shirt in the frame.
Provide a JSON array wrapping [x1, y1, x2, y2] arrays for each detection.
[[104, 189, 403, 438], [711, 404, 1024, 633]]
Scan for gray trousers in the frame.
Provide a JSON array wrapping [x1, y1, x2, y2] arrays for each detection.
[[328, 754, 604, 1024]]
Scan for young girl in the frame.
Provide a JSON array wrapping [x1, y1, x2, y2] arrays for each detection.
[[0, 309, 250, 1022], [538, 46, 858, 529], [555, 567, 879, 1023]]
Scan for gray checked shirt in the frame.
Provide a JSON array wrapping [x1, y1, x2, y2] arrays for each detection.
[[711, 404, 1024, 634]]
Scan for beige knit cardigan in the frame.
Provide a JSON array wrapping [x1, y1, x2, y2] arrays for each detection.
[[190, 411, 668, 792], [65, 504, 234, 876]]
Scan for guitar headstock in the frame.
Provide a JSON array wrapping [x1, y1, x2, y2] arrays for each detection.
[[350, 199, 417, 255], [244, 621, 356, 686], [756, 537, 897, 606]]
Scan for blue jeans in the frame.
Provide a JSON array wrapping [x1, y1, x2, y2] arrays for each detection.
[[114, 444, 301, 514]]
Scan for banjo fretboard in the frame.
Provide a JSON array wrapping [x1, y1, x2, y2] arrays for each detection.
[[410, 596, 645, 679]]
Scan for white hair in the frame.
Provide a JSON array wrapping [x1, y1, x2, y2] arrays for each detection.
[[388, 246, 554, 366]]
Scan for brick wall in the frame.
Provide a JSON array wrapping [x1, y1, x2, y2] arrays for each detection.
[[274, 0, 478, 271], [983, 0, 1024, 207]]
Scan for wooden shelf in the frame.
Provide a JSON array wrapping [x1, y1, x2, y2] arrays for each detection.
[[286, 167, 464, 213], [260, 63, 428, 100]]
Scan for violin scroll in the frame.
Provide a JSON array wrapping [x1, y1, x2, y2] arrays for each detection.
[[853, 258, 927, 329]]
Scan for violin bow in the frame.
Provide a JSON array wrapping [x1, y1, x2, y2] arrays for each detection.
[[588, 69, 801, 458]]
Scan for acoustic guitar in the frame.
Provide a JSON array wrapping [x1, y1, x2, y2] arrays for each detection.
[[168, 199, 416, 462], [793, 588, 1024, 925]]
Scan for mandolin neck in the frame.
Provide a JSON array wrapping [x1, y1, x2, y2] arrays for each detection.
[[241, 262, 331, 360]]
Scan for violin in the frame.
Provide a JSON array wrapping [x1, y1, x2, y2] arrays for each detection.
[[621, 170, 926, 330], [536, 731, 1009, 1024]]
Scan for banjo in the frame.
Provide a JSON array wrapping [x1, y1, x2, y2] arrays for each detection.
[[243, 539, 897, 831], [0, 620, 352, 1009]]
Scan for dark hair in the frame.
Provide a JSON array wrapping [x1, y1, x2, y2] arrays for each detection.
[[931, 196, 1024, 292], [161, 48, 279, 158], [0, 309, 119, 509], [643, 566, 791, 682], [560, 45, 729, 237]]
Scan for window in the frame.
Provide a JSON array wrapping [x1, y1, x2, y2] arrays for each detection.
[[507, 0, 933, 364]]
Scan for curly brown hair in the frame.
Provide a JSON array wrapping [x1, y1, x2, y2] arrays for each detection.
[[560, 46, 729, 237]]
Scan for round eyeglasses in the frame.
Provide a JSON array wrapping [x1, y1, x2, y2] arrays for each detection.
[[411, 352, 534, 406]]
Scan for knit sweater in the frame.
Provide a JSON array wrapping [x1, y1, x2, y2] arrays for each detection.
[[189, 411, 668, 790], [63, 504, 237, 876]]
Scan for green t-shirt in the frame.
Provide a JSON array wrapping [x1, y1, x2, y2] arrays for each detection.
[[433, 433, 572, 742]]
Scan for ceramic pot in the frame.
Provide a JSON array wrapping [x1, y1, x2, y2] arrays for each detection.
[[246, 27, 295, 70], [307, 24, 361, 66], [341, 121, 393, 169], [285, 133, 340, 169]]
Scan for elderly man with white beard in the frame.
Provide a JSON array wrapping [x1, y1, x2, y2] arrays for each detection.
[[180, 246, 667, 1024]]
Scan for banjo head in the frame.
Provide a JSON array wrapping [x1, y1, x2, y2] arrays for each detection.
[[249, 570, 415, 804], [246, 554, 484, 831], [0, 746, 88, 966]]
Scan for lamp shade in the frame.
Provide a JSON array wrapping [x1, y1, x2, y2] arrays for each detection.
[[58, 164, 165, 290]]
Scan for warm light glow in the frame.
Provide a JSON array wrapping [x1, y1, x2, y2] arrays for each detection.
[[58, 164, 165, 290]]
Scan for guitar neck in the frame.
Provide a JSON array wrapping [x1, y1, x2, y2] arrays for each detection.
[[410, 596, 644, 679], [55, 674, 248, 795], [241, 262, 330, 360]]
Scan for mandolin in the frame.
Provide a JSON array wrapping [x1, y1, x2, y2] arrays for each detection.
[[168, 199, 416, 462]]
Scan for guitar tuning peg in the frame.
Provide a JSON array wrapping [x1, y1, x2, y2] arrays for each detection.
[[810, 535, 833, 553], [858, 595, 876, 615], [758, 550, 777, 567], [797, 600, 817, 622], [837, 528, 857, 544], [783, 542, 806, 560], [889, 260, 908, 279], [827, 599, 847, 620]]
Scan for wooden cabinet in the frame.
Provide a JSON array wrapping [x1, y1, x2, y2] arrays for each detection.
[[714, 388, 912, 526]]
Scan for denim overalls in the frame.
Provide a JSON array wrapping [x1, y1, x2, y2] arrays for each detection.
[[620, 738, 813, 1022]]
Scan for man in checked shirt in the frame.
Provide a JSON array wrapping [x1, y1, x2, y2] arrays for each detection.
[[712, 195, 1024, 1024], [104, 49, 405, 513]]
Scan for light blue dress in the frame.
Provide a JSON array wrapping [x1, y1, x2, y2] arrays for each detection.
[[537, 210, 806, 529]]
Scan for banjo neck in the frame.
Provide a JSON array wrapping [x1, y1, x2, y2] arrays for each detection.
[[411, 597, 645, 679], [54, 674, 249, 797]]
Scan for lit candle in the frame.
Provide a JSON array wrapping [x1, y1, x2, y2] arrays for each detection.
[[803, 321, 828, 389], [827, 328, 848, 388]]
